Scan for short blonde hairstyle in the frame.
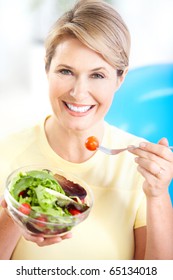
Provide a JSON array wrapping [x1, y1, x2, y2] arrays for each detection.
[[45, 0, 131, 74]]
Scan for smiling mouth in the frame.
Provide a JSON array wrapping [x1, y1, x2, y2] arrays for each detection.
[[64, 102, 94, 113]]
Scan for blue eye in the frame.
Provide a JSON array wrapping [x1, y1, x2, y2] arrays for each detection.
[[59, 69, 73, 75], [91, 73, 104, 79]]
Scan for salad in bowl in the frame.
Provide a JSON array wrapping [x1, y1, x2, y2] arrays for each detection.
[[4, 165, 93, 237]]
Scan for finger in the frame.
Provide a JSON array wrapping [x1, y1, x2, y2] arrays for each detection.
[[131, 142, 173, 162], [0, 198, 7, 208], [61, 232, 72, 240], [23, 232, 45, 243], [36, 233, 72, 247], [24, 231, 72, 246], [36, 236, 63, 247], [157, 137, 169, 147], [135, 156, 172, 185], [136, 165, 160, 191], [135, 157, 161, 176], [131, 148, 171, 171]]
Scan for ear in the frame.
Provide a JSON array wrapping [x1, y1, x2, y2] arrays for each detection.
[[116, 67, 128, 90]]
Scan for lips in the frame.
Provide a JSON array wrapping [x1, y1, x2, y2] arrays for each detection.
[[64, 102, 94, 113]]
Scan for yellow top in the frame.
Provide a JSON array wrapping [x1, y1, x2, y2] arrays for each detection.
[[0, 117, 146, 260]]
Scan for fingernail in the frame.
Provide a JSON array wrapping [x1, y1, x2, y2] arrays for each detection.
[[56, 237, 63, 242], [135, 157, 138, 163], [139, 142, 147, 148], [38, 237, 45, 242], [127, 145, 136, 150], [66, 232, 73, 238]]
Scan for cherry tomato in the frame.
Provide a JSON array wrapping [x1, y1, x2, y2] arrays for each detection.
[[18, 203, 31, 215], [35, 216, 47, 227], [69, 209, 81, 216], [85, 136, 99, 151]]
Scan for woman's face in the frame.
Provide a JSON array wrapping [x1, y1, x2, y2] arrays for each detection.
[[47, 37, 124, 132]]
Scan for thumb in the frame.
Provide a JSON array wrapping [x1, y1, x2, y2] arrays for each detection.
[[0, 196, 7, 208], [158, 137, 169, 147]]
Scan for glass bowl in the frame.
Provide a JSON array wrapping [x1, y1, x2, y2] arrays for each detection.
[[4, 165, 93, 237]]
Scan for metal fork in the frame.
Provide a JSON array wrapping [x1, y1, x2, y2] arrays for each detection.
[[98, 145, 173, 155]]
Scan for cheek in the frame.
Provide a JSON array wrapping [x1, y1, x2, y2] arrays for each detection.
[[48, 77, 65, 98], [98, 83, 117, 104], [96, 83, 118, 117]]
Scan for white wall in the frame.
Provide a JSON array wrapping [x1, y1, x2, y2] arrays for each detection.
[[115, 0, 173, 68]]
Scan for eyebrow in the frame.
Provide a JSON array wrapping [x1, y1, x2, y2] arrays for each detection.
[[91, 67, 109, 73], [56, 64, 109, 73], [56, 64, 73, 69]]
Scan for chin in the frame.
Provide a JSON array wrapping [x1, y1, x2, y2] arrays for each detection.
[[65, 121, 91, 132]]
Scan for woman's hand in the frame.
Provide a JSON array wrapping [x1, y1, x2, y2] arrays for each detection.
[[0, 197, 7, 208], [129, 137, 173, 197], [129, 138, 173, 259], [22, 230, 72, 247], [0, 197, 72, 247]]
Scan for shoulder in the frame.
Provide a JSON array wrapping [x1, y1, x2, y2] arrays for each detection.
[[0, 118, 47, 193], [0, 119, 44, 158], [103, 121, 146, 147]]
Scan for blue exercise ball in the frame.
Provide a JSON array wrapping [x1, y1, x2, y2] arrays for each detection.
[[105, 64, 173, 203]]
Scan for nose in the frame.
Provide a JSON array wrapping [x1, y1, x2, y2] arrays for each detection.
[[70, 77, 89, 100]]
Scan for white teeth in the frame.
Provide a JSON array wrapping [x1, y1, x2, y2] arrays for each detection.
[[66, 103, 92, 113]]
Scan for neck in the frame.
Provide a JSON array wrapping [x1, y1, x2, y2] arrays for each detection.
[[44, 115, 105, 163]]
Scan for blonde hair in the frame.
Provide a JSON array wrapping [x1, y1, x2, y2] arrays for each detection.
[[45, 0, 131, 74]]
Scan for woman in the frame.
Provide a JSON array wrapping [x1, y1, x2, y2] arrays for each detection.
[[0, 0, 173, 260]]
